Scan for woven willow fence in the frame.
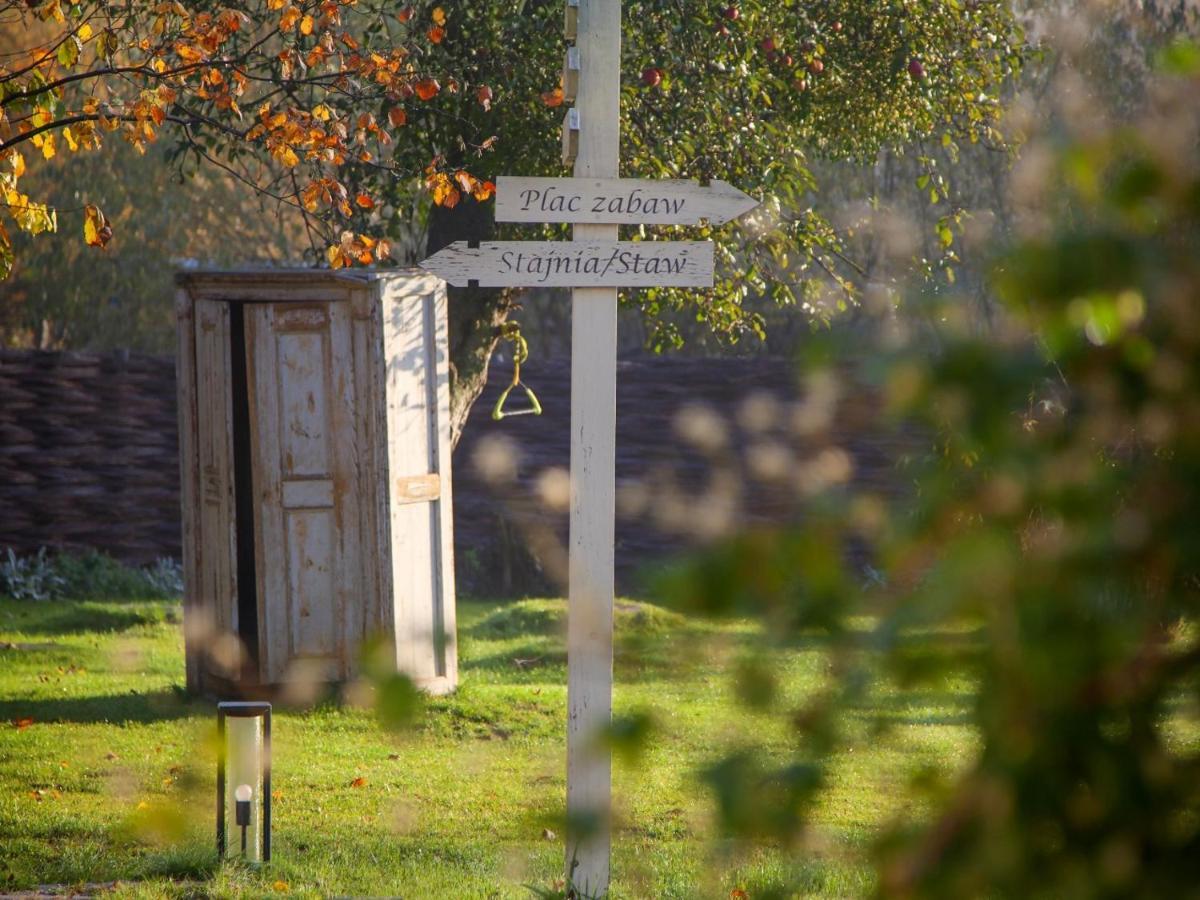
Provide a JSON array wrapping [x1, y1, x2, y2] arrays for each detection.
[[0, 348, 915, 591]]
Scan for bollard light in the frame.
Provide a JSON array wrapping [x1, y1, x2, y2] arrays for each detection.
[[217, 702, 271, 862]]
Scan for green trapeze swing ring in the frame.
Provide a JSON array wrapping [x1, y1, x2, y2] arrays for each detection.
[[492, 381, 543, 420]]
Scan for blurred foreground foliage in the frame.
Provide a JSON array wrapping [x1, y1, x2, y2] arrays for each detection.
[[656, 38, 1200, 898]]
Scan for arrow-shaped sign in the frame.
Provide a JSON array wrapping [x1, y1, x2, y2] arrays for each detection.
[[420, 240, 713, 288], [495, 176, 758, 226]]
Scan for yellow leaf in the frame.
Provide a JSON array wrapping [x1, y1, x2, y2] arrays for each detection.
[[280, 6, 301, 32], [83, 204, 111, 248], [312, 104, 332, 121], [273, 882, 290, 893], [78, 24, 93, 41], [300, 14, 315, 36], [326, 243, 345, 268], [431, 7, 447, 25], [12, 152, 25, 178], [41, 134, 56, 160]]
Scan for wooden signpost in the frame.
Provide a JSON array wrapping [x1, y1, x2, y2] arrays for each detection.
[[418, 240, 714, 288], [419, 0, 757, 893], [495, 176, 758, 226]]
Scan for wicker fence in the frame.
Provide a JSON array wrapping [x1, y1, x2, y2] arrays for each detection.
[[0, 348, 918, 593]]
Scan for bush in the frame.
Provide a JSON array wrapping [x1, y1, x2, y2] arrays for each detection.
[[0, 549, 183, 601], [0, 548, 65, 602], [653, 36, 1200, 899]]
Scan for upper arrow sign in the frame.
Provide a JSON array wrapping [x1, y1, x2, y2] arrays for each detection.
[[420, 240, 713, 288], [495, 176, 759, 226]]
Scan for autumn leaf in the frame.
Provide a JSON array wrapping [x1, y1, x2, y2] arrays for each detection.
[[350, 776, 367, 788], [273, 882, 290, 893], [83, 205, 112, 248], [414, 78, 440, 101], [279, 6, 301, 32], [454, 170, 476, 194], [397, 6, 415, 22], [541, 87, 564, 108], [388, 107, 407, 128], [432, 7, 447, 26], [299, 14, 315, 36], [472, 179, 496, 202], [427, 172, 460, 208], [427, 26, 445, 44], [355, 193, 375, 210], [730, 890, 749, 900], [12, 717, 33, 730]]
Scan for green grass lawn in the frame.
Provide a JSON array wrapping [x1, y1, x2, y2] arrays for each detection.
[[0, 596, 975, 898]]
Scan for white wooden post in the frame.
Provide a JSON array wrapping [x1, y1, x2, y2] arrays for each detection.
[[566, 0, 620, 893]]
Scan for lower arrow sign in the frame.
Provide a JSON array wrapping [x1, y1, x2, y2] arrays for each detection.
[[419, 240, 713, 288]]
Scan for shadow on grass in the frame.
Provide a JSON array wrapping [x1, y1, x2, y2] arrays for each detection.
[[0, 601, 167, 636], [0, 687, 199, 725], [851, 688, 975, 728]]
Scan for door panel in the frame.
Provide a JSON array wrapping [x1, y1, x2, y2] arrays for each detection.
[[193, 300, 238, 646], [246, 302, 362, 682]]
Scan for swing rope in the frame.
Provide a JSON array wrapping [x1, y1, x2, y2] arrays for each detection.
[[491, 322, 543, 420]]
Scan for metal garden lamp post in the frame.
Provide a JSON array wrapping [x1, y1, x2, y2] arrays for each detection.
[[217, 701, 271, 862]]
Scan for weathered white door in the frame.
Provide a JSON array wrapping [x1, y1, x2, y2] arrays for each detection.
[[245, 301, 364, 683]]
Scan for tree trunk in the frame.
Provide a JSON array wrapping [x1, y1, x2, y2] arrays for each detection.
[[426, 196, 514, 449]]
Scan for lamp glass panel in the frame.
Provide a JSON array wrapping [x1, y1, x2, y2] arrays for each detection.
[[224, 714, 264, 861]]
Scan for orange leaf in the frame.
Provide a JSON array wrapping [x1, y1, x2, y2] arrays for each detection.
[[431, 7, 447, 26], [540, 87, 564, 107], [355, 193, 374, 210], [427, 26, 445, 44], [388, 107, 407, 128], [397, 6, 415, 22], [472, 180, 496, 202], [350, 776, 367, 788], [299, 14, 315, 36], [273, 881, 290, 893], [12, 717, 33, 730], [279, 6, 301, 32], [414, 78, 440, 101], [454, 170, 476, 193]]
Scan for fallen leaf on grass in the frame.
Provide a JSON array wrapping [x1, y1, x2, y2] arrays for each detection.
[[350, 776, 367, 788], [272, 789, 284, 801], [105, 752, 120, 761], [273, 881, 290, 893], [12, 717, 33, 730]]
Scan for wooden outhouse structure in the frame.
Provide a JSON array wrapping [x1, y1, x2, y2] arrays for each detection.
[[175, 269, 457, 697]]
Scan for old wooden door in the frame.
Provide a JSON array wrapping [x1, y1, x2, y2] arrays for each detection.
[[183, 298, 241, 687], [245, 301, 364, 683]]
